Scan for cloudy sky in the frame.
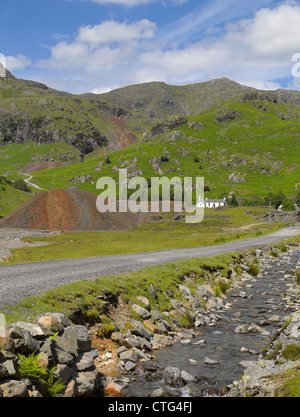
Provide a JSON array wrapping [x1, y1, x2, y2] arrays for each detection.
[[1, 0, 300, 93]]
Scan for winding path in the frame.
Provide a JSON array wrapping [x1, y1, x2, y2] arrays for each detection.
[[0, 226, 299, 308], [23, 174, 44, 191]]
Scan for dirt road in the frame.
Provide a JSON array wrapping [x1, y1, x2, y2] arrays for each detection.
[[0, 226, 299, 308]]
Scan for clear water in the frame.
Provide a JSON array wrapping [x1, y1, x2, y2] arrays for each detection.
[[121, 251, 300, 397]]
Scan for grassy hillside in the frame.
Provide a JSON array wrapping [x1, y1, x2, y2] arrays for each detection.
[[29, 97, 300, 200], [0, 184, 33, 218], [0, 70, 140, 154]]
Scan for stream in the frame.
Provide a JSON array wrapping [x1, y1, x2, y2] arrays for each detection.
[[120, 248, 300, 397]]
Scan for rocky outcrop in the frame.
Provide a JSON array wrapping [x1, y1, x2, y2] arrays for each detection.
[[215, 107, 243, 124], [225, 312, 300, 397], [0, 313, 104, 397], [143, 116, 188, 142], [0, 114, 108, 155]]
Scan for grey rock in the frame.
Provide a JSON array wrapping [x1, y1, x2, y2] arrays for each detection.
[[125, 361, 136, 371], [74, 354, 94, 372], [203, 357, 219, 365], [72, 325, 92, 352], [75, 375, 93, 396], [119, 349, 139, 363], [181, 370, 197, 384], [111, 332, 123, 343], [13, 322, 45, 339], [149, 388, 165, 397], [130, 324, 153, 341], [54, 364, 75, 384], [178, 285, 191, 299], [149, 284, 158, 299], [0, 379, 28, 397], [163, 366, 183, 387], [170, 299, 184, 310], [0, 360, 17, 379], [132, 304, 151, 319], [150, 310, 164, 321], [9, 326, 40, 354]]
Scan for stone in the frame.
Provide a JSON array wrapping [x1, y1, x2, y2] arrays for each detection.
[[37, 314, 68, 334], [130, 324, 153, 341], [132, 304, 151, 319], [239, 361, 255, 369], [153, 334, 173, 346], [234, 325, 248, 334], [0, 379, 28, 397], [149, 284, 158, 299], [80, 368, 99, 389], [170, 299, 184, 310], [269, 315, 282, 323], [40, 339, 56, 364], [178, 285, 191, 299], [54, 364, 74, 384], [105, 381, 124, 396], [119, 349, 139, 363], [143, 320, 162, 334], [163, 367, 183, 387], [72, 325, 92, 352], [122, 337, 141, 349], [53, 345, 74, 366], [137, 296, 150, 309], [37, 352, 49, 369], [111, 332, 123, 343], [9, 326, 40, 354], [13, 322, 45, 339], [248, 325, 261, 333], [64, 379, 76, 397], [0, 360, 17, 379], [75, 375, 93, 396], [150, 310, 164, 321], [203, 357, 219, 365], [125, 361, 136, 372], [74, 355, 94, 372], [181, 370, 197, 384], [149, 388, 165, 397]]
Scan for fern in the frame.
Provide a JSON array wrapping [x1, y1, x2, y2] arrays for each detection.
[[17, 353, 65, 397], [17, 352, 47, 380]]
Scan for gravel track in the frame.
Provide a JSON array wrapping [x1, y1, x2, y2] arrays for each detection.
[[0, 226, 299, 308]]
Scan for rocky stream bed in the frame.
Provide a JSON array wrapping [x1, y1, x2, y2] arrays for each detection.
[[0, 242, 299, 397]]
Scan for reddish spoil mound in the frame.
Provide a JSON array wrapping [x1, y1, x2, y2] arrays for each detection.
[[0, 188, 145, 231]]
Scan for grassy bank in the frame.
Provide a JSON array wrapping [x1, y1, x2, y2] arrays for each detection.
[[3, 252, 241, 325], [0, 207, 282, 264]]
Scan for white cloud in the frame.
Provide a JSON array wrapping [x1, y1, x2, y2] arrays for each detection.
[[77, 19, 156, 45], [135, 2, 300, 86], [39, 19, 156, 77], [5, 55, 31, 71], [36, 2, 300, 93]]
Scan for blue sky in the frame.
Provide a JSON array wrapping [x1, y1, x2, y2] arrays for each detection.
[[1, 0, 300, 93]]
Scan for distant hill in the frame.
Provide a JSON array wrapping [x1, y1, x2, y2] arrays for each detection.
[[0, 68, 138, 155], [30, 95, 300, 201], [98, 78, 255, 120], [1, 70, 300, 216]]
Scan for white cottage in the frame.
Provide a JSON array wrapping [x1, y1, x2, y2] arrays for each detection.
[[197, 197, 228, 208]]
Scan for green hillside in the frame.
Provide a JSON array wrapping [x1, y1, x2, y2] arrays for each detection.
[[0, 184, 33, 218], [29, 97, 300, 201]]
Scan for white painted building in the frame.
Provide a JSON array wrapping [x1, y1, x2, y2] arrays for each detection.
[[197, 197, 228, 208]]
